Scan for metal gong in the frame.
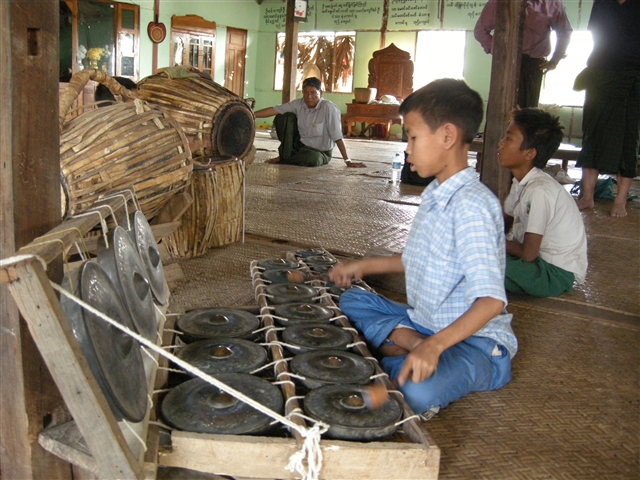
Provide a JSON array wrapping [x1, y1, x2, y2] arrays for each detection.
[[97, 225, 157, 341], [305, 254, 337, 268], [295, 248, 326, 258], [257, 258, 300, 271], [129, 210, 169, 305], [282, 323, 352, 354], [161, 373, 283, 435], [273, 302, 334, 326], [177, 308, 260, 343], [60, 261, 148, 422], [304, 383, 403, 441], [261, 267, 302, 285], [329, 283, 368, 298], [176, 337, 267, 375], [290, 349, 375, 390], [265, 283, 318, 305]]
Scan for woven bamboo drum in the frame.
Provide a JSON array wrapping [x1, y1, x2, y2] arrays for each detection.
[[59, 70, 193, 221], [164, 156, 244, 258], [136, 74, 255, 160]]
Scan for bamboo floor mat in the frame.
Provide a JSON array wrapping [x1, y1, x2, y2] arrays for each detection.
[[164, 134, 639, 479]]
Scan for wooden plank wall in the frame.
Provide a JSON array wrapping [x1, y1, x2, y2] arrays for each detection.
[[0, 2, 72, 478]]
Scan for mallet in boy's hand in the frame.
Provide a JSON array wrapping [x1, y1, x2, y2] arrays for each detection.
[[360, 381, 402, 410], [286, 270, 330, 284]]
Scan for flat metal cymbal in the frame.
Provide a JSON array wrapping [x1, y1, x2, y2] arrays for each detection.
[[273, 302, 334, 326], [282, 323, 352, 354], [176, 337, 267, 375], [177, 308, 260, 343], [290, 349, 375, 390], [257, 258, 300, 270], [60, 261, 148, 422], [161, 374, 283, 435], [129, 210, 168, 305], [304, 383, 403, 441], [97, 225, 157, 341], [265, 283, 318, 305]]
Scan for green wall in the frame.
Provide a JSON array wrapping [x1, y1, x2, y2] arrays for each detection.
[[129, 0, 595, 143]]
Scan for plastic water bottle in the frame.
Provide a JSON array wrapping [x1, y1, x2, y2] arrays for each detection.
[[391, 153, 402, 184]]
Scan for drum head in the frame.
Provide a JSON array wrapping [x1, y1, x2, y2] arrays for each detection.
[[282, 323, 351, 354], [60, 261, 148, 422], [290, 350, 375, 389], [265, 283, 318, 305], [130, 210, 168, 305], [273, 303, 334, 326], [257, 258, 300, 271], [97, 226, 157, 341], [211, 102, 255, 159], [304, 383, 403, 441], [177, 308, 260, 343], [176, 337, 267, 375], [161, 374, 283, 435]]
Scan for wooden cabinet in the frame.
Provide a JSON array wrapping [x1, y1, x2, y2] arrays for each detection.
[[59, 0, 140, 80]]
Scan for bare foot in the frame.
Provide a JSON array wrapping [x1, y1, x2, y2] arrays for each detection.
[[576, 196, 595, 210], [265, 156, 280, 164], [610, 201, 628, 218]]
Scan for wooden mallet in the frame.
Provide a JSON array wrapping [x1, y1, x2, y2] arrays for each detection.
[[286, 270, 330, 284]]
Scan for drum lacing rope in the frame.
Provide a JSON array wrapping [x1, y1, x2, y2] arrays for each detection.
[[249, 358, 288, 375], [50, 280, 329, 480], [253, 324, 284, 335], [74, 204, 115, 247], [122, 419, 147, 452], [395, 414, 422, 427], [162, 328, 183, 335], [284, 395, 305, 409]]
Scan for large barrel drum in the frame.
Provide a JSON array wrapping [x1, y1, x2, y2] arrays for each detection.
[[163, 155, 244, 258], [60, 100, 193, 220], [136, 74, 255, 160]]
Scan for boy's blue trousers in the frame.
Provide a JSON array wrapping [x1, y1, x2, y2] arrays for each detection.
[[339, 288, 512, 414]]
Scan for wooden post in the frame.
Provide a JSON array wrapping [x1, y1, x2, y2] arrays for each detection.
[[479, 0, 526, 202], [282, 0, 299, 103], [0, 2, 73, 478]]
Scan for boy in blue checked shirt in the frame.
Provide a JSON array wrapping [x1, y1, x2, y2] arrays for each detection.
[[328, 79, 517, 418]]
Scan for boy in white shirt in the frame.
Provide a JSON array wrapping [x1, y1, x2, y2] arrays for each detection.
[[499, 108, 588, 297]]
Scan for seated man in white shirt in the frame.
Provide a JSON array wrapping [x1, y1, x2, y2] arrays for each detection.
[[254, 77, 365, 168]]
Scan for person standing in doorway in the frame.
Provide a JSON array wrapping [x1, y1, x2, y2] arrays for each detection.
[[574, 0, 640, 218], [474, 0, 573, 108]]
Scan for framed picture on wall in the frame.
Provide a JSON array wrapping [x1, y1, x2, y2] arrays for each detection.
[[293, 0, 308, 22]]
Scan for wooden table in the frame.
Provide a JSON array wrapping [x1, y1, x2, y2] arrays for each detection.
[[342, 103, 402, 140]]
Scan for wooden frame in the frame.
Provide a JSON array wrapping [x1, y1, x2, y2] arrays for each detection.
[[156, 252, 441, 479], [0, 194, 172, 480]]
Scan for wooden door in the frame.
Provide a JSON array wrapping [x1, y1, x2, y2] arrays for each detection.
[[225, 28, 247, 97]]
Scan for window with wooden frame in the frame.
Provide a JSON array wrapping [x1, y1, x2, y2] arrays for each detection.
[[170, 15, 216, 81], [274, 32, 355, 93], [59, 0, 140, 80]]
